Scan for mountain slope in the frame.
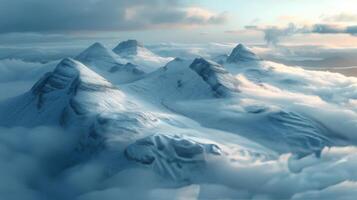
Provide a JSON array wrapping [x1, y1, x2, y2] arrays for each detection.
[[124, 57, 241, 105], [0, 58, 130, 127], [123, 55, 348, 156]]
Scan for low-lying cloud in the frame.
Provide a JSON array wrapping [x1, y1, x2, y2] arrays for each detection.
[[0, 126, 78, 200], [1, 125, 357, 199], [321, 13, 357, 23], [245, 23, 357, 45]]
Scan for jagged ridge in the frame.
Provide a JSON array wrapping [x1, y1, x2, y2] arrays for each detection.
[[31, 58, 114, 97], [189, 58, 240, 97]]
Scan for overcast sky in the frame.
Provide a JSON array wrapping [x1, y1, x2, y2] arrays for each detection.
[[0, 0, 357, 45]]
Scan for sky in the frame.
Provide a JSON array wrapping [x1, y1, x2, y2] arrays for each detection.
[[0, 0, 357, 46]]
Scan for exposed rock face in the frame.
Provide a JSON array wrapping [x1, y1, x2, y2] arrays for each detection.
[[108, 63, 144, 75], [189, 58, 240, 97], [227, 44, 261, 63], [31, 58, 114, 104], [125, 134, 222, 181], [113, 40, 144, 56]]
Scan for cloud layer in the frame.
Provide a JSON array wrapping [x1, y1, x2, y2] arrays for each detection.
[[0, 0, 227, 33], [241, 13, 357, 45], [246, 23, 357, 45]]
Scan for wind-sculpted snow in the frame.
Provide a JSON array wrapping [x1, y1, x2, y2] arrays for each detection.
[[125, 134, 222, 181], [92, 112, 159, 144], [2, 42, 357, 199]]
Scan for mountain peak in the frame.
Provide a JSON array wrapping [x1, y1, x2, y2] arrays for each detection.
[[90, 42, 106, 49], [79, 42, 108, 55], [113, 40, 145, 56], [76, 42, 119, 64], [126, 39, 143, 47], [227, 44, 261, 63]]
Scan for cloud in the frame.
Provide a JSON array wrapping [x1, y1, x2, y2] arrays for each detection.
[[321, 13, 357, 23], [245, 23, 357, 45], [0, 126, 78, 200], [0, 0, 228, 33], [2, 124, 357, 199], [310, 24, 352, 34], [0, 59, 56, 82], [347, 26, 357, 35], [245, 23, 298, 45]]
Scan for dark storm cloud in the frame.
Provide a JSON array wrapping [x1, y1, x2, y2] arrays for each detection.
[[0, 0, 227, 33]]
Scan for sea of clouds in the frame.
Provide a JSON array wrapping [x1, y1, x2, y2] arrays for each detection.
[[1, 125, 357, 199]]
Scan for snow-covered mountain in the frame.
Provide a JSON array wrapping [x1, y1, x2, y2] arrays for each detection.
[[0, 58, 129, 127], [76, 42, 145, 84], [113, 39, 147, 57], [1, 41, 357, 199], [76, 42, 125, 69], [123, 56, 346, 156], [125, 57, 240, 103], [113, 40, 173, 72], [227, 44, 261, 63]]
